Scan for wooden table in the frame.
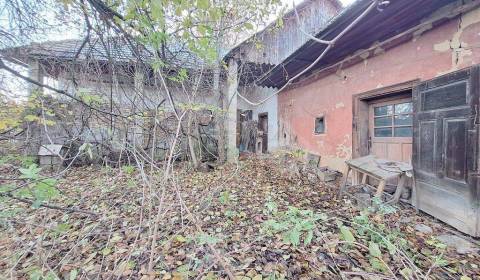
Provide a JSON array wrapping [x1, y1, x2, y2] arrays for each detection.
[[339, 155, 413, 204]]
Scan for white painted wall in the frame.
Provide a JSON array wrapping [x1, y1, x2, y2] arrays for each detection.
[[237, 86, 279, 151]]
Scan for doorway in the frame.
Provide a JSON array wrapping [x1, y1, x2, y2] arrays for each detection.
[[352, 82, 416, 187], [368, 97, 413, 163], [352, 80, 418, 159], [258, 113, 268, 153]]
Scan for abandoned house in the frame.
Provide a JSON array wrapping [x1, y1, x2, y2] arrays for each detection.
[[255, 0, 480, 236], [224, 0, 341, 155], [2, 39, 224, 161], [3, 0, 480, 237], [1, 0, 342, 162]]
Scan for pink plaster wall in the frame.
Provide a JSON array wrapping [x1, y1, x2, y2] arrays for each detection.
[[278, 9, 480, 171]]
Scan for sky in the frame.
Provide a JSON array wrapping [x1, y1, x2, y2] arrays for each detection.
[[284, 0, 356, 6], [340, 0, 356, 5]]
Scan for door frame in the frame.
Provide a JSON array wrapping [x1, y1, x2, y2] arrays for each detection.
[[258, 112, 268, 153], [352, 80, 419, 159]]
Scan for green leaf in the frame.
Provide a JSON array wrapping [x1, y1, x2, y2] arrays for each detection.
[[196, 233, 219, 245], [32, 178, 59, 203], [110, 234, 123, 243], [460, 276, 472, 280], [19, 164, 41, 180], [0, 184, 15, 193], [400, 268, 413, 279], [369, 242, 382, 258], [340, 226, 355, 243], [175, 235, 188, 243], [28, 266, 43, 280], [101, 247, 112, 256], [24, 114, 39, 122], [386, 242, 396, 254], [244, 22, 254, 30], [32, 200, 43, 209], [44, 271, 58, 280], [197, 0, 209, 10], [370, 257, 388, 272], [289, 229, 300, 246], [304, 230, 313, 246], [151, 0, 163, 20], [69, 269, 78, 280]]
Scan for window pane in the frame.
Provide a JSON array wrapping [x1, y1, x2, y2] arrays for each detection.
[[394, 127, 413, 137], [315, 117, 325, 134], [374, 105, 393, 116], [395, 102, 413, 114], [394, 114, 413, 126], [375, 127, 392, 137], [374, 117, 392, 127]]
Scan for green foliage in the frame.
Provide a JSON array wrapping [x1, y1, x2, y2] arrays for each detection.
[[0, 154, 36, 167], [0, 99, 24, 132], [195, 233, 220, 245], [120, 0, 283, 66], [48, 222, 72, 238], [178, 102, 223, 113], [78, 88, 104, 105], [263, 205, 326, 247], [218, 190, 230, 205], [368, 197, 397, 215], [351, 210, 407, 256], [426, 237, 447, 250], [433, 254, 449, 267], [264, 197, 278, 215], [15, 164, 59, 208], [121, 165, 136, 175], [167, 68, 188, 83], [339, 225, 355, 244], [69, 269, 78, 280], [369, 256, 388, 273], [287, 149, 306, 159], [26, 266, 59, 280], [19, 164, 42, 180], [368, 241, 382, 258]]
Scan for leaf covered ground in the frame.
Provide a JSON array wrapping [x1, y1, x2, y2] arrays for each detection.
[[1, 155, 479, 279]]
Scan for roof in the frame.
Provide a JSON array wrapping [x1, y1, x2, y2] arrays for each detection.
[[224, 0, 343, 65], [2, 37, 206, 70], [38, 144, 65, 156], [258, 0, 466, 88]]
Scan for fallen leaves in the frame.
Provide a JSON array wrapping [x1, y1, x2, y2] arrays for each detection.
[[0, 156, 479, 279]]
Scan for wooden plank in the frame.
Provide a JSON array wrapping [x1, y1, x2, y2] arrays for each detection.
[[376, 180, 386, 197], [339, 166, 351, 195]]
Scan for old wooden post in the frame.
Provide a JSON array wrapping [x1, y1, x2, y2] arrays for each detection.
[[133, 64, 145, 148], [226, 59, 238, 162], [26, 59, 44, 156]]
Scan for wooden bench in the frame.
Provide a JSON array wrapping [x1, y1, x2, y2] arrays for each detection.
[[339, 155, 413, 204]]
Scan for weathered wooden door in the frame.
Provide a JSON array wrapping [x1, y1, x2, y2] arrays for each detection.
[[413, 67, 479, 235], [369, 97, 413, 163]]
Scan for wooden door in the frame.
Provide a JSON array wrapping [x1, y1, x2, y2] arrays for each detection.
[[258, 113, 268, 153], [369, 98, 413, 163], [413, 67, 479, 235]]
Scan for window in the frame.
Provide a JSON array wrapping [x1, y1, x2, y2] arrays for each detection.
[[314, 116, 325, 134], [374, 102, 412, 137]]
